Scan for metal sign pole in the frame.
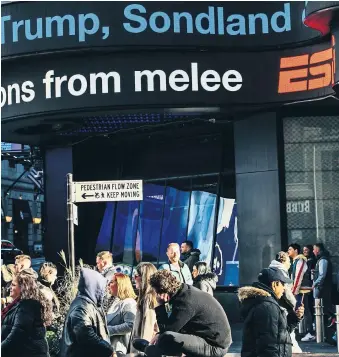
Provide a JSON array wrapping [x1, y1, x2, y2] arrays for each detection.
[[66, 173, 75, 278]]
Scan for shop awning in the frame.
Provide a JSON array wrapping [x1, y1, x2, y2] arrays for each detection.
[[12, 199, 32, 224]]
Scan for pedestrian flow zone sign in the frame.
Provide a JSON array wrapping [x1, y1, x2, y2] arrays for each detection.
[[73, 180, 143, 203]]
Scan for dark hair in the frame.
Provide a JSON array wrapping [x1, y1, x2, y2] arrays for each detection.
[[303, 245, 314, 257], [135, 262, 157, 310], [194, 261, 210, 276], [182, 240, 193, 249], [289, 243, 301, 254], [314, 243, 325, 251], [149, 270, 181, 295]]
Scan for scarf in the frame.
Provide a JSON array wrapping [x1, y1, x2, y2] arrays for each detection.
[[1, 297, 20, 322]]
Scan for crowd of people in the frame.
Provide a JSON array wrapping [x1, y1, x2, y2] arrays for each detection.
[[0, 240, 338, 357]]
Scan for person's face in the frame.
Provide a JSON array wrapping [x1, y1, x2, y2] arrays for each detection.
[[180, 243, 189, 254], [303, 247, 310, 257], [271, 281, 285, 299], [167, 246, 180, 263], [14, 258, 30, 273], [10, 277, 21, 299], [192, 266, 198, 279], [287, 247, 297, 258], [156, 292, 170, 304], [109, 276, 118, 296], [47, 270, 58, 285], [313, 245, 320, 257], [96, 257, 106, 273], [134, 272, 142, 290]]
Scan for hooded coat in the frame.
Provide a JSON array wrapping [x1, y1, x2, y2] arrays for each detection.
[[193, 272, 218, 296], [238, 282, 300, 357], [181, 249, 201, 272], [60, 268, 113, 357]]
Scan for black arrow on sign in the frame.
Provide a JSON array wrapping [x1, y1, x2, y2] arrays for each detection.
[[82, 193, 94, 200]]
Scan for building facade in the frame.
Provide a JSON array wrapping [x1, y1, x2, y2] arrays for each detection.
[[1, 1, 339, 319], [1, 145, 44, 256]]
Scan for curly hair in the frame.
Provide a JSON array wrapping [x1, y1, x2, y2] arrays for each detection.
[[135, 262, 157, 309], [15, 272, 53, 326], [149, 270, 181, 295]]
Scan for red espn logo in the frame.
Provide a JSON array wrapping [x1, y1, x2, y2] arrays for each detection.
[[278, 37, 335, 94]]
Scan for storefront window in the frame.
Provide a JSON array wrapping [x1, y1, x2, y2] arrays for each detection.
[[284, 116, 339, 271], [95, 175, 238, 285]]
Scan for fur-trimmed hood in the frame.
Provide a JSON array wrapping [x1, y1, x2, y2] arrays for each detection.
[[194, 272, 218, 290], [238, 285, 271, 302], [294, 254, 307, 262], [238, 282, 279, 320]]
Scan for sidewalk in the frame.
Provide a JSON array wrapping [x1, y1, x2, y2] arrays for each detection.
[[227, 323, 338, 356]]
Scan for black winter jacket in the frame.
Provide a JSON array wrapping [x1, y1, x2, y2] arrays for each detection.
[[181, 249, 201, 272], [193, 272, 218, 296], [1, 299, 49, 357], [59, 268, 113, 357], [238, 282, 300, 357], [155, 284, 232, 350]]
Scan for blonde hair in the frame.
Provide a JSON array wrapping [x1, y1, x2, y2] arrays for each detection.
[[39, 262, 57, 280], [15, 255, 31, 264], [113, 273, 137, 300], [276, 251, 289, 263], [96, 251, 113, 264]]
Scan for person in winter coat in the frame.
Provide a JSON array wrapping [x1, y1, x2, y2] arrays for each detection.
[[133, 269, 231, 357], [192, 261, 218, 296], [1, 272, 53, 357], [269, 252, 305, 350], [106, 273, 137, 355], [96, 251, 115, 281], [130, 262, 159, 354], [180, 240, 201, 272], [159, 243, 193, 285], [60, 268, 114, 357], [238, 267, 304, 357], [313, 243, 333, 342], [38, 262, 60, 317], [288, 244, 310, 301]]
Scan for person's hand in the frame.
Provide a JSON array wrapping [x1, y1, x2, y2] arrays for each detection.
[[296, 305, 305, 319], [150, 334, 159, 345]]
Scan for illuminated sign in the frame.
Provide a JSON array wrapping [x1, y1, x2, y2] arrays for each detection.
[[278, 36, 335, 93]]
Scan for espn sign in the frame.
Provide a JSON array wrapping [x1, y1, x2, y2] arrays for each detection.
[[278, 37, 335, 94]]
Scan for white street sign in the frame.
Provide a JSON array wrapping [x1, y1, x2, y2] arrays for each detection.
[[73, 180, 143, 203]]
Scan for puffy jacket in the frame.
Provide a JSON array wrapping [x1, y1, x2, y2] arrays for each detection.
[[238, 282, 300, 357], [193, 272, 218, 296], [158, 261, 193, 285], [60, 268, 113, 357], [1, 299, 49, 357], [181, 249, 201, 272], [106, 297, 136, 354], [313, 250, 332, 301]]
